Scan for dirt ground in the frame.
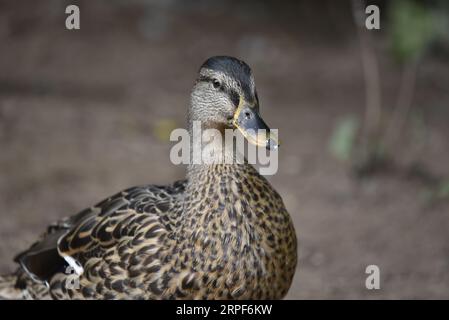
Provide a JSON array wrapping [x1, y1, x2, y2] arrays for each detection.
[[1, 1, 449, 299]]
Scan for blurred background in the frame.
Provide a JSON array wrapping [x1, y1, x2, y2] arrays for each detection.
[[0, 0, 448, 299]]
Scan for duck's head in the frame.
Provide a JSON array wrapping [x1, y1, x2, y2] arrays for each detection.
[[189, 56, 279, 150]]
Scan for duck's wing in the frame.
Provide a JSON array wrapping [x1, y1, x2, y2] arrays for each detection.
[[15, 180, 187, 286]]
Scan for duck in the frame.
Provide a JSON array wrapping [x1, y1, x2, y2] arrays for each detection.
[[0, 56, 297, 300]]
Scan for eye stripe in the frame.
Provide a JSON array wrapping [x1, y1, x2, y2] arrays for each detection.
[[198, 76, 240, 107], [198, 76, 223, 90], [198, 75, 213, 83]]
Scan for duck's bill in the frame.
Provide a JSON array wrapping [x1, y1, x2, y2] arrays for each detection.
[[233, 104, 280, 151]]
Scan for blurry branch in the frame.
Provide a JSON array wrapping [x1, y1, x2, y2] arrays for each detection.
[[341, 0, 441, 176], [383, 58, 418, 152], [383, 0, 437, 154], [351, 0, 382, 145], [349, 0, 388, 174], [329, 1, 449, 204]]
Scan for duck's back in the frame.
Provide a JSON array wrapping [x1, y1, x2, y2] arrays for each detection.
[[0, 180, 186, 299]]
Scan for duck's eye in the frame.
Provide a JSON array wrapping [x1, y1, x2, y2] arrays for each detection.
[[212, 79, 221, 89]]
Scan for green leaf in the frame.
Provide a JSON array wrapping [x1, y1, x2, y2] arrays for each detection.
[[437, 180, 449, 199], [329, 116, 359, 162], [389, 0, 437, 63]]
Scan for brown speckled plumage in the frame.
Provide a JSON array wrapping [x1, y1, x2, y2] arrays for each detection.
[[0, 56, 297, 300]]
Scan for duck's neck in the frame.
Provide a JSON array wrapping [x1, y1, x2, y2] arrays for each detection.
[[187, 120, 240, 171], [181, 121, 258, 245]]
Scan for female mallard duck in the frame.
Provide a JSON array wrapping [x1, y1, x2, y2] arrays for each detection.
[[0, 56, 297, 300]]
